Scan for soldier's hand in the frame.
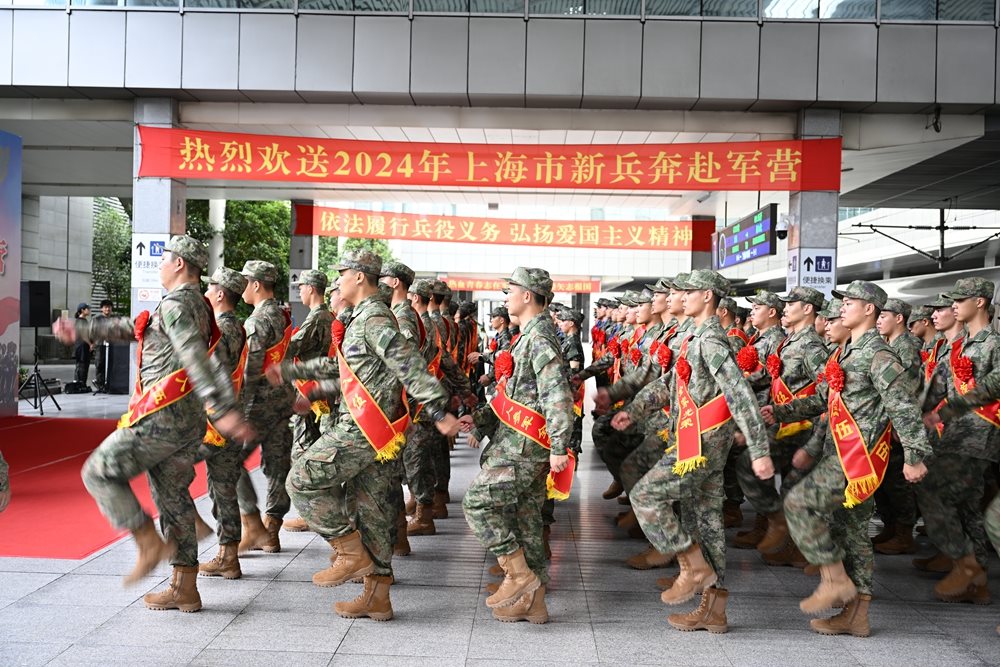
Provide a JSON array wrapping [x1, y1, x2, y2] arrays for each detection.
[[467, 433, 480, 449], [904, 461, 928, 484], [0, 488, 9, 513], [265, 364, 284, 386], [760, 405, 776, 425], [456, 414, 475, 433], [198, 443, 219, 461], [52, 316, 76, 345], [550, 453, 570, 473], [594, 388, 611, 413], [478, 374, 491, 386], [922, 411, 942, 431], [293, 395, 312, 415], [611, 411, 632, 431], [463, 393, 479, 411], [435, 414, 461, 437], [450, 395, 461, 413], [467, 352, 482, 364], [570, 374, 584, 391], [214, 411, 256, 444], [752, 455, 775, 480], [792, 448, 814, 470], [732, 432, 747, 448]]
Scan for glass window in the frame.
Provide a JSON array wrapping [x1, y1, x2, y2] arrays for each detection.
[[703, 0, 758, 16], [11, 0, 68, 5], [763, 0, 819, 17], [298, 0, 406, 8], [644, 0, 700, 15], [184, 0, 292, 6], [529, 0, 584, 13], [938, 0, 994, 20], [819, 0, 875, 18], [585, 0, 641, 14], [880, 0, 935, 18]]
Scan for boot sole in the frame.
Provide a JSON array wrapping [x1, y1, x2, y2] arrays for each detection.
[[282, 526, 309, 532], [668, 621, 728, 634], [198, 570, 242, 580], [335, 610, 393, 621], [936, 594, 991, 605], [811, 625, 870, 637], [756, 537, 790, 555], [145, 603, 202, 612], [660, 574, 718, 606], [407, 528, 436, 536], [800, 592, 857, 616], [486, 579, 541, 609], [314, 563, 376, 588], [627, 560, 674, 570], [393, 549, 412, 557], [495, 614, 548, 624]]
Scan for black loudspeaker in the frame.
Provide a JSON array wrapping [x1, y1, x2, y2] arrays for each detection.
[[20, 281, 51, 328], [106, 342, 132, 394]]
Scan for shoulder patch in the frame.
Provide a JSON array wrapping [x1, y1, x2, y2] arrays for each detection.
[[367, 316, 399, 356], [873, 350, 905, 388]]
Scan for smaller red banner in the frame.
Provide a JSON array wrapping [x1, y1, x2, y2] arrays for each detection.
[[441, 276, 601, 293]]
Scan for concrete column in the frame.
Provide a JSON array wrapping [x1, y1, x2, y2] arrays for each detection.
[[785, 109, 841, 299], [208, 199, 225, 274], [289, 201, 318, 325]]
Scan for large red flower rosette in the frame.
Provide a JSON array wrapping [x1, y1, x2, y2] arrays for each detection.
[[607, 338, 621, 358], [331, 319, 346, 351], [489, 338, 498, 352], [650, 340, 662, 357], [675, 357, 692, 384], [134, 310, 151, 341], [953, 355, 974, 384], [766, 354, 782, 379], [736, 345, 759, 373], [824, 358, 845, 393], [494, 350, 514, 382], [620, 339, 631, 357], [630, 347, 642, 365], [919, 350, 930, 364], [657, 345, 673, 370]]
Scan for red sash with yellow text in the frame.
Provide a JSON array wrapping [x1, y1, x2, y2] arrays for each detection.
[[768, 337, 817, 439], [924, 338, 944, 384], [671, 337, 732, 475], [338, 349, 410, 461], [204, 341, 249, 446], [261, 312, 293, 374], [828, 391, 893, 508]]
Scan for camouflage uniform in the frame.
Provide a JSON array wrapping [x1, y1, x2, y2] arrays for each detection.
[[235, 261, 296, 522], [776, 282, 931, 596], [719, 297, 749, 508], [557, 309, 586, 456], [199, 266, 249, 545], [919, 280, 1000, 567], [79, 236, 236, 569], [738, 287, 828, 516], [464, 268, 574, 585], [0, 450, 8, 495], [285, 252, 449, 577], [626, 271, 770, 583], [288, 270, 333, 462]]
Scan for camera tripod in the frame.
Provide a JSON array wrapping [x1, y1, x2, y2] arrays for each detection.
[[17, 327, 61, 415]]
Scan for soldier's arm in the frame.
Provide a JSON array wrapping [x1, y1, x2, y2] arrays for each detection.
[[623, 373, 672, 424], [704, 338, 771, 460], [802, 414, 828, 459], [439, 350, 472, 396], [369, 316, 449, 413], [938, 341, 1000, 417], [607, 349, 662, 403], [771, 392, 827, 422], [161, 297, 237, 417], [533, 340, 574, 456], [286, 309, 312, 360], [577, 352, 615, 381], [242, 317, 270, 391], [920, 354, 950, 412], [281, 356, 341, 401], [471, 403, 499, 440], [726, 335, 746, 354], [802, 340, 829, 382], [872, 349, 931, 464], [74, 315, 135, 345]]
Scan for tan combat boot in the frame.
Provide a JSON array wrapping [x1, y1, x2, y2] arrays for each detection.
[[661, 543, 718, 605], [756, 511, 789, 554], [874, 524, 915, 555], [313, 530, 376, 587], [394, 513, 411, 557], [143, 565, 202, 612], [800, 561, 858, 614], [810, 594, 871, 637], [261, 515, 282, 552], [283, 517, 309, 532], [942, 582, 991, 605], [804, 563, 820, 576], [934, 554, 987, 601], [763, 540, 808, 568], [871, 521, 895, 545], [194, 512, 213, 541], [617, 508, 639, 532], [237, 512, 270, 554], [489, 563, 504, 577], [334, 574, 393, 621], [733, 514, 768, 549], [667, 587, 729, 633], [602, 479, 624, 500], [626, 545, 675, 570], [407, 503, 436, 536], [913, 551, 953, 573], [124, 518, 176, 586], [657, 574, 678, 591], [198, 543, 241, 579], [405, 493, 417, 516], [486, 548, 541, 609], [493, 585, 549, 624], [723, 501, 743, 529], [432, 490, 449, 519]]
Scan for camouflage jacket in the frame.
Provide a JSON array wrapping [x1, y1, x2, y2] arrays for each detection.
[[774, 327, 829, 398], [243, 298, 295, 417], [392, 301, 421, 345], [745, 325, 786, 406], [417, 311, 438, 364], [0, 450, 8, 494], [214, 310, 246, 385], [483, 327, 514, 365], [288, 304, 333, 363], [285, 294, 448, 453], [561, 330, 585, 378], [608, 321, 667, 403], [774, 327, 931, 465], [472, 312, 574, 459], [76, 282, 237, 432], [726, 326, 749, 354], [625, 316, 770, 461], [889, 331, 923, 398], [579, 323, 635, 380], [924, 326, 1000, 461]]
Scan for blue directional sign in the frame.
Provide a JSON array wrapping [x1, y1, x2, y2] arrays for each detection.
[[711, 204, 779, 270], [149, 240, 166, 257]]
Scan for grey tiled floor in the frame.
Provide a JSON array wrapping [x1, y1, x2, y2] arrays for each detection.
[[3, 401, 1000, 665]]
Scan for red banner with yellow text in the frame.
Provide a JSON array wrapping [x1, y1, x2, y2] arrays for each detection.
[[441, 276, 601, 293], [293, 204, 713, 252], [138, 126, 842, 192]]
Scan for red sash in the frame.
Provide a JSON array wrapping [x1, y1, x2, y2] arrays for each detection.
[[924, 338, 944, 384], [293, 360, 331, 422], [204, 340, 249, 446], [828, 389, 893, 508], [767, 337, 817, 439], [671, 337, 732, 475], [338, 349, 410, 461], [120, 304, 222, 430], [572, 381, 585, 417], [261, 312, 293, 373], [655, 325, 681, 441], [490, 379, 575, 500], [728, 327, 751, 346], [949, 338, 1000, 429]]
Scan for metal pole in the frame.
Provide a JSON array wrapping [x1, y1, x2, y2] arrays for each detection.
[[938, 208, 946, 271]]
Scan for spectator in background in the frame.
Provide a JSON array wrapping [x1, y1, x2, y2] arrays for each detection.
[[93, 299, 113, 392], [74, 303, 92, 388]]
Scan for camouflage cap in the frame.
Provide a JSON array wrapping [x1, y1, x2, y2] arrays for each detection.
[[332, 249, 382, 277], [780, 286, 825, 309], [166, 234, 209, 273], [882, 298, 912, 320], [907, 305, 933, 325], [942, 277, 995, 301], [645, 277, 673, 294], [819, 298, 843, 319], [490, 305, 509, 319], [682, 269, 731, 298], [831, 280, 888, 309], [748, 290, 784, 313], [458, 301, 477, 317], [668, 273, 691, 290], [925, 294, 954, 309], [633, 288, 654, 305], [202, 266, 248, 295], [599, 298, 616, 308], [618, 290, 639, 307], [504, 267, 554, 299], [430, 280, 451, 297], [241, 260, 279, 284], [379, 260, 415, 286], [292, 269, 329, 292], [548, 301, 568, 313], [377, 282, 392, 305], [408, 278, 433, 299], [718, 297, 738, 313], [557, 308, 585, 326]]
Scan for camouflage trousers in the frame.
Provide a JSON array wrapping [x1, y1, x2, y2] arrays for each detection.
[[286, 434, 396, 577], [784, 451, 875, 595], [735, 431, 806, 516], [198, 440, 242, 545], [592, 412, 643, 485], [403, 421, 441, 506], [620, 433, 668, 494], [432, 433, 451, 493], [237, 413, 292, 519], [986, 493, 1000, 558], [631, 440, 730, 582], [723, 443, 745, 505], [915, 453, 991, 566], [463, 455, 550, 584], [290, 412, 323, 464], [569, 414, 583, 456], [82, 426, 200, 568], [873, 437, 917, 526]]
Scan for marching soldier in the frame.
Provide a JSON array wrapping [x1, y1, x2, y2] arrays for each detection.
[[287, 270, 333, 457], [55, 235, 251, 612], [469, 305, 513, 388], [556, 308, 586, 457]]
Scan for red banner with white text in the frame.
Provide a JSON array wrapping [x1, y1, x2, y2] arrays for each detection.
[[441, 276, 601, 293], [138, 126, 842, 192]]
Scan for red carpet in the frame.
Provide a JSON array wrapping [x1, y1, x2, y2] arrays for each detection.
[[0, 416, 261, 559]]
